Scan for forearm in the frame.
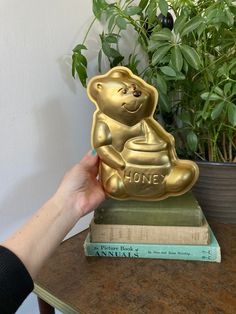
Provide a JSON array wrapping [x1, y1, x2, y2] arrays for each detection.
[[1, 196, 82, 279], [1, 151, 105, 281]]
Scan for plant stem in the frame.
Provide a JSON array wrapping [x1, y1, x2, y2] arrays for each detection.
[[82, 17, 97, 45], [218, 148, 226, 162], [194, 151, 205, 161], [223, 132, 227, 161], [208, 134, 213, 161], [229, 135, 233, 162], [122, 0, 135, 8], [192, 53, 232, 82], [115, 6, 149, 46]]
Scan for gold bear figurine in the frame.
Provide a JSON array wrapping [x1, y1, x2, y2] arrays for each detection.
[[88, 66, 199, 201]]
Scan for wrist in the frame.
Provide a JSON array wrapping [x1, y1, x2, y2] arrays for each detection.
[[50, 192, 83, 221]]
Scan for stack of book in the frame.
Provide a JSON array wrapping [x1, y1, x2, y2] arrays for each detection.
[[84, 193, 221, 262]]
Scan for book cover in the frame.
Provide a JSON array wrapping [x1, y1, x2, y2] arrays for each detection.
[[90, 217, 210, 245], [84, 228, 221, 263], [94, 192, 203, 226]]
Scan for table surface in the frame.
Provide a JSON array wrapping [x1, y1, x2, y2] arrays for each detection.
[[34, 221, 236, 314]]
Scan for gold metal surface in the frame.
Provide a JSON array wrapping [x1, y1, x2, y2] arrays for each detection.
[[88, 66, 199, 201]]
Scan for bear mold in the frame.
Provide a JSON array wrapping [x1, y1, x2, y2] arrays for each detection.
[[88, 66, 199, 201]]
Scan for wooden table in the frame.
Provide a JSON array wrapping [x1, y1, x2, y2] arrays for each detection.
[[34, 222, 236, 314]]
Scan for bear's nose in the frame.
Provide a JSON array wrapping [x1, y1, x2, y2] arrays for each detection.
[[133, 90, 142, 97]]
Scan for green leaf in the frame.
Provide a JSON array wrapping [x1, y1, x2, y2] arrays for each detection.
[[102, 42, 121, 58], [206, 8, 222, 23], [187, 131, 198, 152], [217, 63, 228, 78], [76, 54, 87, 67], [214, 86, 224, 97], [116, 16, 127, 30], [181, 16, 204, 37], [200, 92, 222, 101], [232, 84, 236, 96], [111, 56, 124, 67], [174, 72, 185, 80], [124, 6, 142, 16], [161, 54, 171, 64], [158, 0, 168, 17], [174, 14, 187, 35], [139, 0, 148, 10], [72, 44, 87, 53], [105, 34, 119, 44], [183, 59, 188, 73], [75, 63, 87, 87], [148, 41, 170, 52], [211, 10, 229, 27], [92, 0, 108, 20], [147, 0, 157, 26], [159, 93, 171, 112], [228, 103, 236, 126], [180, 44, 201, 70], [224, 82, 232, 96], [231, 66, 236, 75], [152, 45, 171, 65], [225, 8, 234, 26], [150, 24, 162, 34], [127, 54, 140, 75], [160, 66, 176, 77], [229, 59, 236, 72], [171, 46, 183, 72], [108, 15, 116, 33], [211, 101, 225, 120], [224, 0, 233, 5], [155, 74, 167, 94], [72, 46, 88, 86], [105, 5, 116, 20], [143, 68, 153, 85], [202, 111, 210, 120], [151, 28, 173, 41], [180, 111, 191, 125], [196, 23, 206, 37], [93, 0, 102, 19]]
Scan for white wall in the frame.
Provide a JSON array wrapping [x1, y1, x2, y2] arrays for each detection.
[[0, 1, 97, 313]]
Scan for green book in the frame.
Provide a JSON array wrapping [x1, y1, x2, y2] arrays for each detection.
[[83, 227, 221, 263], [94, 192, 203, 227]]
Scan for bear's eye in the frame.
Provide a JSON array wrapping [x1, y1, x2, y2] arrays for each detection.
[[122, 88, 128, 94]]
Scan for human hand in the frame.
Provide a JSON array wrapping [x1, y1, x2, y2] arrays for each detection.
[[53, 150, 106, 217]]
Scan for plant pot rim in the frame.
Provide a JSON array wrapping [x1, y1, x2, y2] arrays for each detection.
[[195, 160, 236, 167]]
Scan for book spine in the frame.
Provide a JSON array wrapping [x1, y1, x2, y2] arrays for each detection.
[[90, 223, 209, 245], [84, 237, 221, 263]]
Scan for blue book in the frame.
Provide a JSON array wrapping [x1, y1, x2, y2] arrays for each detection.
[[84, 228, 221, 263]]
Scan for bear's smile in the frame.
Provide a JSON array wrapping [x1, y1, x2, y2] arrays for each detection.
[[122, 102, 142, 113]]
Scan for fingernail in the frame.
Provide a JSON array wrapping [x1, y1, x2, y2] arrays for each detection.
[[91, 149, 97, 156]]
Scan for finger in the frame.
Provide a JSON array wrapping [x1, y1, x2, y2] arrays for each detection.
[[81, 149, 97, 161], [80, 150, 99, 170]]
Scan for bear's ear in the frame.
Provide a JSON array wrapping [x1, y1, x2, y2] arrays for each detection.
[[87, 80, 103, 102], [109, 68, 130, 79], [90, 81, 103, 92], [96, 82, 103, 90]]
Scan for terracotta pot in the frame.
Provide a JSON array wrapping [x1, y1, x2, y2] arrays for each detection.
[[192, 161, 236, 223]]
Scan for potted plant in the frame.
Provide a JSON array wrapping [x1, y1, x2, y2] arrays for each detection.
[[72, 0, 236, 222]]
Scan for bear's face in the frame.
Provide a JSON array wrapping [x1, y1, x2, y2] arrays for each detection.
[[88, 67, 158, 126]]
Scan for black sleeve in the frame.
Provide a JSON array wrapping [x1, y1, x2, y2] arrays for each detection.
[[0, 246, 34, 314]]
